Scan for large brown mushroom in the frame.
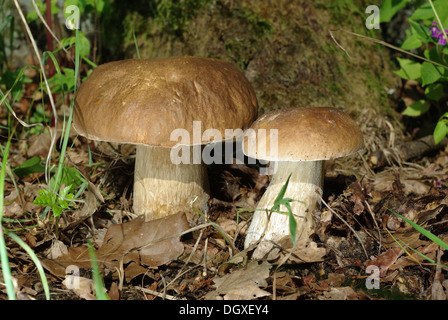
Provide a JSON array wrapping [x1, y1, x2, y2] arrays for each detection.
[[243, 107, 363, 251], [73, 56, 258, 223]]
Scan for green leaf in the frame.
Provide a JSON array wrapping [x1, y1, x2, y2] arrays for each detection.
[[52, 205, 63, 217], [408, 19, 431, 42], [380, 0, 409, 23], [60, 34, 91, 58], [271, 173, 292, 213], [57, 185, 74, 209], [13, 156, 45, 177], [434, 117, 448, 144], [269, 173, 300, 246], [421, 61, 442, 86], [0, 69, 32, 102], [433, 0, 448, 27], [47, 67, 76, 93], [26, 0, 59, 23], [400, 33, 422, 50], [402, 100, 430, 117], [424, 47, 446, 66], [33, 186, 75, 217], [409, 3, 434, 21], [49, 166, 85, 193], [425, 83, 444, 101], [33, 189, 56, 207], [394, 58, 422, 80]]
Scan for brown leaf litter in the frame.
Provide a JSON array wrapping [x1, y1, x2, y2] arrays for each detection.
[[41, 213, 189, 284]]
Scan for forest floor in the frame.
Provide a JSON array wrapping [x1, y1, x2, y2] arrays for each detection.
[[1, 81, 448, 301]]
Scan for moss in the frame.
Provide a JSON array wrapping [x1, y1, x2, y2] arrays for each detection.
[[101, 0, 400, 138]]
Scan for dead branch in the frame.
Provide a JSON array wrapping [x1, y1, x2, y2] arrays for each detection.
[[369, 135, 448, 169]]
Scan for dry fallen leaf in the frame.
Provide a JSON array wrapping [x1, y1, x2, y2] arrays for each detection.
[[41, 213, 189, 282], [282, 239, 328, 264], [251, 237, 327, 263], [62, 275, 96, 300], [46, 239, 69, 260], [318, 287, 360, 300], [205, 260, 271, 300], [366, 247, 403, 277], [98, 212, 189, 270], [2, 190, 22, 218], [63, 190, 99, 230]]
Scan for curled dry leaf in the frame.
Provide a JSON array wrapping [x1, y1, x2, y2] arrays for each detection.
[[46, 239, 69, 259], [2, 190, 22, 218], [63, 190, 99, 230], [205, 261, 272, 300]]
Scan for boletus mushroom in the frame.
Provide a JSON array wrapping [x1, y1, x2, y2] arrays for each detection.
[[73, 56, 258, 223], [243, 107, 363, 250]]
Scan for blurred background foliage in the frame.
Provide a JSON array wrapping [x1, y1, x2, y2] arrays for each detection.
[[2, 0, 398, 116], [3, 0, 430, 154]]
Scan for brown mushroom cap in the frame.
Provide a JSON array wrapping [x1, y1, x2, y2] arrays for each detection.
[[243, 107, 364, 161], [73, 56, 258, 146]]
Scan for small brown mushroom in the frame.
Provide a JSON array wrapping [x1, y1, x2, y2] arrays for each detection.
[[243, 107, 363, 249], [73, 56, 258, 223]]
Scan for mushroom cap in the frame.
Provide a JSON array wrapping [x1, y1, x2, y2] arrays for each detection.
[[73, 56, 258, 147], [243, 107, 364, 161]]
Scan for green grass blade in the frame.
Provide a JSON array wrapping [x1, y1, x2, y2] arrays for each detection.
[[87, 240, 109, 300], [0, 135, 17, 300], [82, 56, 97, 68], [51, 29, 80, 196], [6, 231, 50, 299], [386, 225, 448, 269], [386, 227, 427, 265], [387, 207, 448, 251], [271, 173, 292, 212], [133, 31, 141, 59]]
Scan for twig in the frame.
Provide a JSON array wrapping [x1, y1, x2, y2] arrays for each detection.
[[329, 30, 351, 59], [160, 273, 167, 300], [329, 29, 448, 70], [167, 265, 202, 291], [168, 229, 204, 288], [364, 200, 382, 255], [116, 221, 237, 289], [369, 135, 448, 169], [203, 237, 208, 277], [13, 0, 58, 186], [317, 190, 369, 259], [192, 206, 238, 254], [136, 287, 184, 300]]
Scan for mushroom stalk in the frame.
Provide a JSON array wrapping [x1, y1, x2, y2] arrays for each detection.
[[133, 144, 209, 223], [244, 160, 324, 248]]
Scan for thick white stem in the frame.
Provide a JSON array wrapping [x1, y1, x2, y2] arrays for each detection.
[[244, 161, 323, 248], [133, 145, 209, 223]]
